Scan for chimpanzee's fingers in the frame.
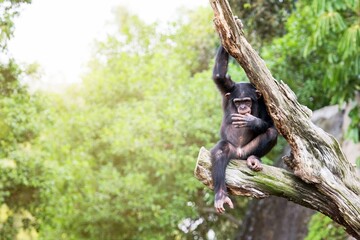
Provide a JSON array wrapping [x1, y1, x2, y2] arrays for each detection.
[[225, 197, 234, 209], [255, 163, 263, 171], [232, 121, 246, 127], [246, 157, 263, 171], [215, 203, 225, 214], [231, 115, 245, 121], [220, 207, 225, 213]]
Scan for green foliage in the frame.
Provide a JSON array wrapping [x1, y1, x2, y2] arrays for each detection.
[[0, 0, 31, 50], [346, 105, 360, 142], [303, 0, 360, 106], [261, 6, 331, 109], [1, 1, 359, 239], [305, 213, 347, 240], [0, 1, 50, 238], [261, 0, 360, 141], [0, 64, 48, 238], [170, 7, 218, 74], [228, 0, 295, 47], [356, 156, 360, 167], [27, 7, 242, 239]]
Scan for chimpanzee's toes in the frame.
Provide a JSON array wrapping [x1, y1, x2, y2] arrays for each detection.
[[246, 155, 263, 171]]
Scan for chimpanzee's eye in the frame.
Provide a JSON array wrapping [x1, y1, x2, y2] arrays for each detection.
[[233, 98, 252, 106]]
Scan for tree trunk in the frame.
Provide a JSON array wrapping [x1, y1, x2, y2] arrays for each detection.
[[194, 0, 360, 238], [236, 105, 348, 240]]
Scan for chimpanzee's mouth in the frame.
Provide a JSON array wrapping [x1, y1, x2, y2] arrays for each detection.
[[238, 109, 250, 115]]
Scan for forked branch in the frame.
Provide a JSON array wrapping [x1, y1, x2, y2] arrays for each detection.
[[194, 0, 360, 237]]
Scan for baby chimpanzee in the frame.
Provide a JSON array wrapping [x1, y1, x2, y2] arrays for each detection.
[[211, 45, 278, 213]]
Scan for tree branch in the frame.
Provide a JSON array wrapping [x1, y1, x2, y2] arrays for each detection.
[[195, 147, 339, 215], [194, 0, 360, 237]]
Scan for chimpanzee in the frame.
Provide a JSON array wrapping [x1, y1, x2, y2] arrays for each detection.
[[210, 45, 278, 213]]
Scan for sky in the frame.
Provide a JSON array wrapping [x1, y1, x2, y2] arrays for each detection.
[[8, 0, 208, 90]]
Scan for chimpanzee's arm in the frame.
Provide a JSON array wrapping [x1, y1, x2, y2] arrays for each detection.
[[212, 45, 235, 94]]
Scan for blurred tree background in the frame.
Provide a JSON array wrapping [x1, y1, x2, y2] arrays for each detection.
[[0, 0, 358, 239]]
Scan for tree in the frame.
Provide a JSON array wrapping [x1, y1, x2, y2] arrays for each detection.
[[228, 0, 295, 47], [260, 0, 360, 141], [31, 8, 232, 239], [195, 0, 360, 238], [0, 0, 31, 51]]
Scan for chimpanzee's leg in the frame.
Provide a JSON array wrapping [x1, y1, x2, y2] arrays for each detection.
[[238, 127, 278, 170], [210, 140, 237, 213], [238, 127, 277, 158]]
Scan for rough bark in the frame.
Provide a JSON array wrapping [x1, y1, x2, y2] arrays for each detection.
[[194, 0, 360, 238], [236, 106, 346, 240]]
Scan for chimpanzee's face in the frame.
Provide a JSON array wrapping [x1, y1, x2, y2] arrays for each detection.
[[226, 83, 260, 115], [233, 97, 252, 114]]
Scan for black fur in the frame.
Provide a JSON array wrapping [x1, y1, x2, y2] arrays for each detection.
[[210, 45, 278, 212]]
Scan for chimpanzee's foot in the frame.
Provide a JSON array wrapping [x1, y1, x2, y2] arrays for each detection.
[[246, 155, 263, 171]]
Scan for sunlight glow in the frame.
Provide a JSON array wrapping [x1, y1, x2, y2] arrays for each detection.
[[8, 0, 207, 90]]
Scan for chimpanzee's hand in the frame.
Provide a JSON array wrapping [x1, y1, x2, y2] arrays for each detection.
[[231, 113, 257, 128], [215, 190, 234, 213]]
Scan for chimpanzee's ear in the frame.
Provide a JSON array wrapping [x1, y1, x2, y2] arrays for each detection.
[[255, 90, 262, 99], [225, 93, 231, 98]]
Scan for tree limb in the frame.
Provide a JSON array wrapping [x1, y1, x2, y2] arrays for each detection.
[[194, 0, 360, 237], [196, 147, 341, 216]]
